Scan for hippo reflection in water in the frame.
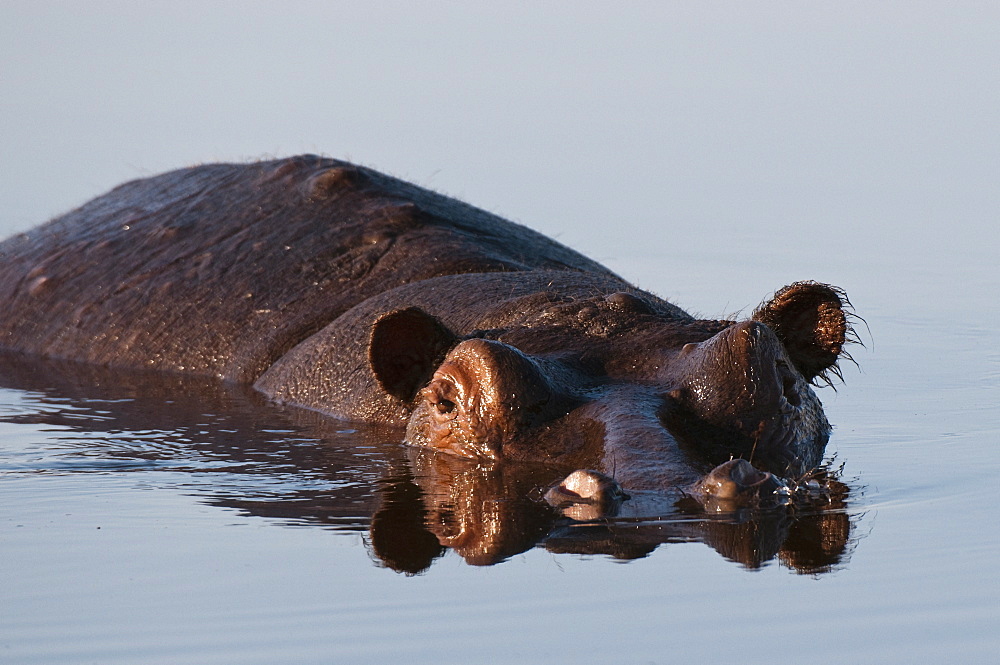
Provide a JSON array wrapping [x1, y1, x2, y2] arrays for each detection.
[[0, 155, 857, 517], [0, 354, 856, 574]]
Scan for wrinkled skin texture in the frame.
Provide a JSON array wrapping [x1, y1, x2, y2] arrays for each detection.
[[0, 155, 852, 510]]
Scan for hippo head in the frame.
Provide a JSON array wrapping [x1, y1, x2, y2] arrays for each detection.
[[368, 281, 853, 504]]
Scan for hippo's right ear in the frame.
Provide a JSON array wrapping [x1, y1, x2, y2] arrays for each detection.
[[752, 281, 855, 383], [369, 308, 457, 401]]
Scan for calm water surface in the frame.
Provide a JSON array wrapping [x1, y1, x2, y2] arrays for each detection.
[[3, 5, 999, 662], [2, 233, 997, 664]]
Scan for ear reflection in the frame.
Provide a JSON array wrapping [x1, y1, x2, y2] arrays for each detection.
[[368, 464, 447, 575]]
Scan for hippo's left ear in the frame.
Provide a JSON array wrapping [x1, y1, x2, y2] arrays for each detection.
[[752, 281, 855, 383], [369, 308, 457, 401]]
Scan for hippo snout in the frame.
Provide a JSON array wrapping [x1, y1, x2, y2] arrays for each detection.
[[665, 321, 831, 476]]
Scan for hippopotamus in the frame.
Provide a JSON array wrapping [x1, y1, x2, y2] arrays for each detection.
[[0, 155, 853, 511]]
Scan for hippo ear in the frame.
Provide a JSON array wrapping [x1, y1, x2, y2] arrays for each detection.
[[752, 281, 855, 383], [369, 307, 457, 401]]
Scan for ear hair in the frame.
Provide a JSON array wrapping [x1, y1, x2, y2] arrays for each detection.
[[752, 281, 859, 383], [369, 307, 457, 401]]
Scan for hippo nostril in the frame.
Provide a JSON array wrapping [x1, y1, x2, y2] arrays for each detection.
[[545, 469, 628, 515], [694, 459, 786, 502], [728, 459, 767, 487]]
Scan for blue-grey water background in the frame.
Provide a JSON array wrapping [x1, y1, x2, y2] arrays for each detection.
[[1, 3, 998, 663]]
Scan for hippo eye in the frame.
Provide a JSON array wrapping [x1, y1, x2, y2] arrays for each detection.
[[425, 377, 459, 415]]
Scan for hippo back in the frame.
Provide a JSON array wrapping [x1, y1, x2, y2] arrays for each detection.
[[0, 156, 615, 382]]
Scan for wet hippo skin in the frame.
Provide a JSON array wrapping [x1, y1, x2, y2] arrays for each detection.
[[0, 155, 855, 510]]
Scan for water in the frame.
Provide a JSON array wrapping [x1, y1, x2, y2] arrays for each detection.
[[2, 3, 999, 664]]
